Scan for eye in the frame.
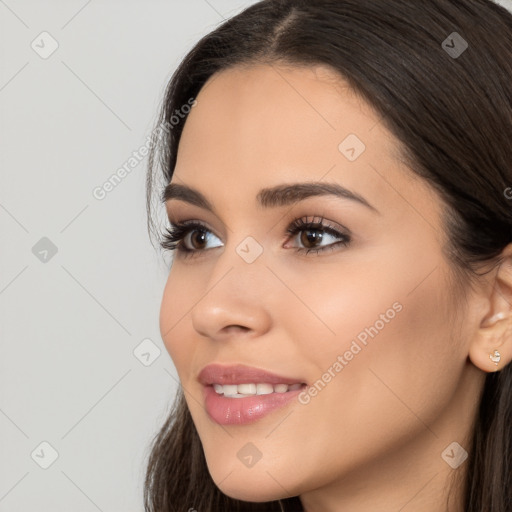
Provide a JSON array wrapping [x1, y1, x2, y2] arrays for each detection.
[[160, 215, 351, 258], [160, 221, 223, 256], [284, 215, 351, 255]]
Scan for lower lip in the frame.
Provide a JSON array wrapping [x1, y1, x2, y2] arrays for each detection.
[[203, 385, 305, 425]]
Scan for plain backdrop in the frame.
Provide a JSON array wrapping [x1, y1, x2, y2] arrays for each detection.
[[1, 0, 511, 510]]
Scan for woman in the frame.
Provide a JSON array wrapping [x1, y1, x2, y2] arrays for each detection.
[[143, 1, 512, 510]]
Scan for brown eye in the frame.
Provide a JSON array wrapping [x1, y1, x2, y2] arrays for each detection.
[[187, 229, 208, 250], [285, 216, 351, 255], [160, 221, 223, 257], [300, 229, 324, 249]]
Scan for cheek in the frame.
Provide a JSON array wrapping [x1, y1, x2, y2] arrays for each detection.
[[273, 234, 458, 374], [290, 260, 460, 438], [272, 250, 461, 423], [159, 270, 196, 373]]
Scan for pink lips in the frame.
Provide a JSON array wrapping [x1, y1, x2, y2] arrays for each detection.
[[198, 363, 305, 386], [198, 364, 306, 425]]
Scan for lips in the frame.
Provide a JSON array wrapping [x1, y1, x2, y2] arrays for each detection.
[[198, 363, 306, 386], [198, 363, 307, 425]]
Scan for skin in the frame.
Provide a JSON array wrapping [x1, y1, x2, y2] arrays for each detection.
[[159, 63, 512, 512]]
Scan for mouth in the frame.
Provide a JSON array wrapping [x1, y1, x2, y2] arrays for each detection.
[[198, 363, 308, 425], [212, 382, 304, 398]]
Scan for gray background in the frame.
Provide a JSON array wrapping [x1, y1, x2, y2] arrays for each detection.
[[1, 0, 511, 510]]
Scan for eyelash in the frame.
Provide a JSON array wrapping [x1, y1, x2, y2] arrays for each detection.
[[160, 216, 351, 259]]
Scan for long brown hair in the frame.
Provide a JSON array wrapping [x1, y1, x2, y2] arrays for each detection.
[[144, 1, 512, 510]]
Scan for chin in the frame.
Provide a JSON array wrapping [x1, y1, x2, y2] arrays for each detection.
[[206, 460, 294, 503], [215, 480, 287, 503]]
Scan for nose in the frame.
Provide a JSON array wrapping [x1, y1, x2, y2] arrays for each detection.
[[190, 249, 273, 343]]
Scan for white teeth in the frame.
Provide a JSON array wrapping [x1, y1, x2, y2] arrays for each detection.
[[256, 383, 274, 395], [212, 383, 303, 398], [222, 384, 238, 396], [237, 383, 257, 394]]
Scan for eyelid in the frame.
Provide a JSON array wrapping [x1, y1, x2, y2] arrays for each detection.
[[168, 216, 225, 240], [167, 213, 349, 237], [285, 215, 350, 236]]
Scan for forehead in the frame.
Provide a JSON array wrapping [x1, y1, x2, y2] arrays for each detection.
[[177, 63, 382, 166], [172, 63, 442, 230]]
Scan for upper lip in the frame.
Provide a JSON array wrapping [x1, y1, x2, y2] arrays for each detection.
[[198, 363, 306, 386]]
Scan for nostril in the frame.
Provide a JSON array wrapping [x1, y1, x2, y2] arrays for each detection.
[[224, 325, 250, 333]]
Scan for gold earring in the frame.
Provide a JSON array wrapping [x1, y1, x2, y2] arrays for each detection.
[[489, 350, 501, 370]]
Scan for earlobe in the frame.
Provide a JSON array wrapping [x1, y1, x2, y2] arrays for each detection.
[[468, 246, 512, 373], [468, 315, 511, 373], [469, 343, 507, 373]]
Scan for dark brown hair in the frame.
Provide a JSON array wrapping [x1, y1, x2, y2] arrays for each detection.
[[144, 1, 512, 510]]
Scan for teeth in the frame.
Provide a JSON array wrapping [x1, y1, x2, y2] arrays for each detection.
[[222, 384, 238, 396], [212, 383, 303, 398], [256, 383, 274, 395], [238, 383, 257, 394]]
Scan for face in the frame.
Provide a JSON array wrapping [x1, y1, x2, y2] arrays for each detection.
[[159, 63, 478, 507]]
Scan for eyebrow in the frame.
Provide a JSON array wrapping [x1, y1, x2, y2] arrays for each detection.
[[162, 181, 379, 214]]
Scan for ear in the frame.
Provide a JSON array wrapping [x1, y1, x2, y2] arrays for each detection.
[[468, 244, 512, 373]]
